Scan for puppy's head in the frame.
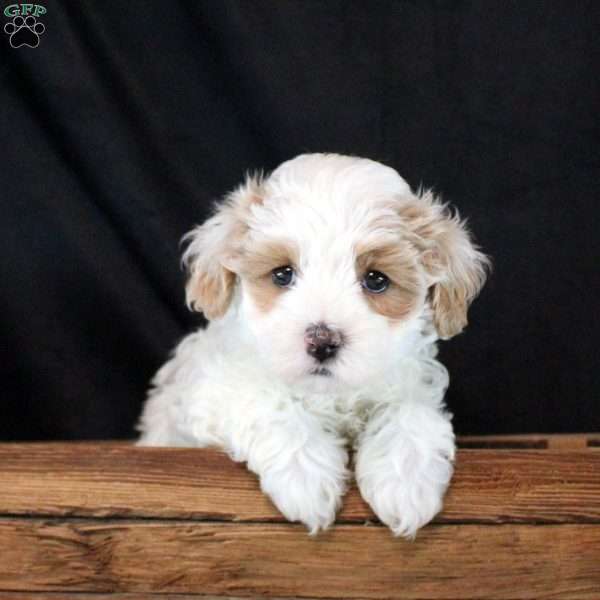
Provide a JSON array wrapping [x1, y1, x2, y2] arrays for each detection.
[[184, 154, 489, 388]]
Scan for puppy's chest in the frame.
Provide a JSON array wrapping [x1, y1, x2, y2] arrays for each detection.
[[299, 394, 377, 441]]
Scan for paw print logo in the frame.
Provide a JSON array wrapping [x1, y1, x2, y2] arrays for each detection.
[[4, 15, 45, 48]]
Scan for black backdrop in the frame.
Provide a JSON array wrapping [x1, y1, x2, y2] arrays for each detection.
[[2, 1, 599, 440]]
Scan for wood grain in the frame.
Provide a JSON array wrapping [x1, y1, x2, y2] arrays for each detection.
[[0, 443, 599, 523], [0, 595, 349, 600], [457, 433, 600, 450], [0, 595, 343, 600], [1, 440, 599, 599], [0, 520, 598, 599]]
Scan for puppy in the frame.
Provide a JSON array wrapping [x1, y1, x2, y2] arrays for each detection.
[[137, 153, 489, 537]]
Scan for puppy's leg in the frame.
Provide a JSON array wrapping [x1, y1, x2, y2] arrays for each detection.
[[227, 403, 349, 534], [355, 402, 455, 538], [137, 383, 347, 532]]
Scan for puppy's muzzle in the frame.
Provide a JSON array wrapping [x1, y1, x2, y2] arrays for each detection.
[[304, 323, 343, 363]]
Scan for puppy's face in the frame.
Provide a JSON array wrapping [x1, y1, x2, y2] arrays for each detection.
[[185, 154, 489, 389]]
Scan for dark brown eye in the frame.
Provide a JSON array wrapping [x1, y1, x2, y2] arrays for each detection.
[[362, 270, 390, 294], [272, 265, 295, 287]]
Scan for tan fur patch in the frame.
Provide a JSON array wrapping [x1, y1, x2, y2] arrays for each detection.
[[429, 284, 468, 339], [187, 268, 236, 320], [395, 191, 490, 338], [236, 239, 299, 313], [355, 242, 423, 321], [184, 174, 266, 319]]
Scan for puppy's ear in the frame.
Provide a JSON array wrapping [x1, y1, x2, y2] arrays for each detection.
[[399, 190, 490, 339], [182, 175, 263, 320]]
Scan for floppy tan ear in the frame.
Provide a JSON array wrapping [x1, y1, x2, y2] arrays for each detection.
[[182, 175, 263, 320], [399, 190, 490, 339]]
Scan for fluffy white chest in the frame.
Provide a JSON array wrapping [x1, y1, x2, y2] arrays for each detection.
[[292, 391, 377, 442]]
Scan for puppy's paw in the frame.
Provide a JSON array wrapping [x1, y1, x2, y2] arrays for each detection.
[[357, 439, 454, 539], [259, 443, 348, 534]]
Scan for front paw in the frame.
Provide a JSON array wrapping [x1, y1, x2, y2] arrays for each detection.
[[357, 440, 454, 539], [259, 444, 348, 534]]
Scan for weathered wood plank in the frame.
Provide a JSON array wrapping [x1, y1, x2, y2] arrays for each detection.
[[12, 596, 596, 600], [0, 596, 527, 600], [0, 595, 346, 600], [0, 520, 598, 599], [0, 443, 599, 523], [457, 433, 600, 450], [0, 595, 324, 600]]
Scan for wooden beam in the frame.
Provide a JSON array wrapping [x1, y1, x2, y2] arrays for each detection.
[[457, 433, 600, 450], [0, 443, 599, 523], [0, 595, 324, 600], [1, 441, 599, 599], [0, 520, 598, 599]]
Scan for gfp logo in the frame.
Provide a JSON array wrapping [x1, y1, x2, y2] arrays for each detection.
[[4, 4, 46, 48]]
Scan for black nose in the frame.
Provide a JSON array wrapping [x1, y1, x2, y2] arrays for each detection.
[[305, 323, 343, 363]]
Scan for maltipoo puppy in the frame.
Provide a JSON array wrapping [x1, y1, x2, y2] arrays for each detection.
[[137, 153, 489, 537]]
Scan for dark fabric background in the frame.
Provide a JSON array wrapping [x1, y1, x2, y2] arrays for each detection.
[[1, 1, 599, 440]]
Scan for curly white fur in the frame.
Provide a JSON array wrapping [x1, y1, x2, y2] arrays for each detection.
[[137, 153, 488, 537]]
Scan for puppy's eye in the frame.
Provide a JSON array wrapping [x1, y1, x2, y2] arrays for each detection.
[[361, 270, 390, 294], [271, 265, 295, 288]]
